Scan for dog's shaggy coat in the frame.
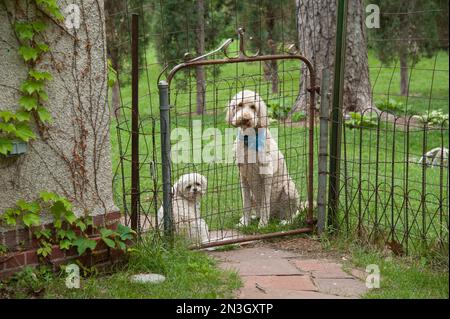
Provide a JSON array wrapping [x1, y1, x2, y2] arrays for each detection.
[[226, 90, 300, 227], [157, 173, 209, 244]]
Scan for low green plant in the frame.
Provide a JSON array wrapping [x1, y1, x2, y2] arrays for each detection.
[[3, 266, 54, 298], [0, 192, 135, 261], [42, 232, 242, 299], [414, 110, 449, 127], [345, 112, 378, 129], [376, 98, 405, 115], [267, 100, 292, 120], [291, 111, 307, 122], [0, 244, 7, 256]]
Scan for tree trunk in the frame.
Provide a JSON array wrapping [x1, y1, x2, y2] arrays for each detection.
[[293, 0, 372, 114], [399, 48, 409, 96], [195, 0, 206, 115], [266, 8, 278, 94]]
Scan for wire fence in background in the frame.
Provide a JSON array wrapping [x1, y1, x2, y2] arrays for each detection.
[[108, 0, 448, 258]]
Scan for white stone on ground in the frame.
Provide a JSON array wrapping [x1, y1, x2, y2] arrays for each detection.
[[130, 273, 166, 284]]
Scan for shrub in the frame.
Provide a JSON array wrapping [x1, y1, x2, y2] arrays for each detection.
[[345, 112, 378, 129], [414, 110, 449, 127]]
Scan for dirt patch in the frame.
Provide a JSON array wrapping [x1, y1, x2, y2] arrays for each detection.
[[241, 235, 348, 260]]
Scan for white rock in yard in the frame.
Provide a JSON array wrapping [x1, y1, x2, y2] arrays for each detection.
[[130, 273, 166, 284]]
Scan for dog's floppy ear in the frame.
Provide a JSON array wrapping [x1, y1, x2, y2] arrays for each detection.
[[226, 96, 236, 125], [200, 174, 207, 190], [257, 94, 269, 128]]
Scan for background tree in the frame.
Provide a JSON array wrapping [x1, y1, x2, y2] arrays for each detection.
[[369, 0, 443, 96], [152, 0, 234, 114], [104, 0, 153, 117], [241, 0, 298, 94], [294, 0, 372, 113]]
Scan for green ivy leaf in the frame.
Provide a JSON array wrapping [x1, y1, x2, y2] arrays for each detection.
[[36, 43, 50, 53], [59, 239, 72, 250], [65, 230, 77, 241], [102, 237, 116, 249], [38, 90, 49, 101], [37, 243, 52, 257], [23, 212, 41, 227], [35, 229, 52, 240], [73, 237, 97, 255], [15, 110, 32, 122], [117, 241, 126, 251], [32, 21, 47, 33], [18, 46, 40, 62], [75, 220, 87, 232], [100, 228, 115, 238], [29, 70, 53, 81], [15, 23, 34, 41], [0, 111, 16, 122], [39, 191, 59, 202], [19, 95, 38, 111], [0, 138, 14, 156], [37, 107, 52, 123], [35, 0, 64, 20], [14, 123, 35, 142], [116, 224, 136, 241], [2, 208, 20, 225], [16, 199, 40, 214], [21, 80, 44, 95], [64, 210, 77, 225], [0, 122, 17, 135]]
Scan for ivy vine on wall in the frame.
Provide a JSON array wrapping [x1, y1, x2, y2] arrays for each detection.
[[1, 192, 135, 260], [0, 0, 62, 155]]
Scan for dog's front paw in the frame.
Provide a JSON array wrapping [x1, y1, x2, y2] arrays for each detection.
[[280, 219, 290, 226], [236, 216, 250, 228]]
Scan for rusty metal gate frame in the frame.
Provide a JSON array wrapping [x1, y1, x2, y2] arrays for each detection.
[[157, 28, 319, 248]]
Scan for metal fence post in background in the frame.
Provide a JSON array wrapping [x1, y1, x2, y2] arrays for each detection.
[[158, 81, 173, 240], [317, 69, 330, 234], [130, 13, 140, 232], [327, 0, 348, 231]]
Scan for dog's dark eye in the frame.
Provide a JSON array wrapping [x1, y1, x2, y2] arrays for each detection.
[[237, 102, 243, 108], [194, 182, 201, 186], [250, 104, 256, 110], [186, 185, 191, 190]]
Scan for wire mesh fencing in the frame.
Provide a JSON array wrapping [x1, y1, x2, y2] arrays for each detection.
[[328, 1, 449, 257], [109, 0, 448, 257]]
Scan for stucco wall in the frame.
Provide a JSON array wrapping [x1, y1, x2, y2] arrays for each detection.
[[0, 0, 117, 220]]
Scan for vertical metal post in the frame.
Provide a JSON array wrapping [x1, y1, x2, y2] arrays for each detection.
[[327, 0, 348, 230], [317, 69, 330, 233], [158, 81, 173, 240], [130, 13, 140, 232]]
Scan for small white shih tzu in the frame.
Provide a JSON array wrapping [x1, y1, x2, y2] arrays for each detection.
[[157, 173, 209, 244]]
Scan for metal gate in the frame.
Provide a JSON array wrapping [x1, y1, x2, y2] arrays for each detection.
[[153, 27, 320, 248]]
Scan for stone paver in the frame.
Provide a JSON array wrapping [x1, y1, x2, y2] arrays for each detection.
[[243, 275, 317, 292], [240, 288, 350, 299], [290, 259, 354, 279], [212, 247, 302, 276], [210, 246, 368, 299], [313, 278, 368, 298]]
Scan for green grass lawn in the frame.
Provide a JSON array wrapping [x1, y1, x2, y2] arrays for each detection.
[[348, 246, 449, 299], [110, 46, 448, 256]]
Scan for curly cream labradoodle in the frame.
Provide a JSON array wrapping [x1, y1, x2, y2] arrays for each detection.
[[157, 173, 209, 244], [226, 90, 300, 228]]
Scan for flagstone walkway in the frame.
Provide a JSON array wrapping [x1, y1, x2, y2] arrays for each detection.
[[209, 246, 368, 299]]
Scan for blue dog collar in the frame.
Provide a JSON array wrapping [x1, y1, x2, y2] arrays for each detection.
[[237, 129, 266, 151]]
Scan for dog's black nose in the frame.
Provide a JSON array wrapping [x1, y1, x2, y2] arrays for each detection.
[[193, 188, 198, 192]]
